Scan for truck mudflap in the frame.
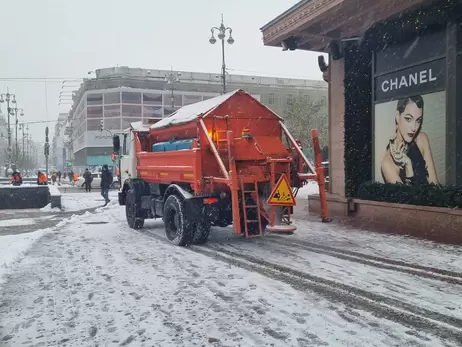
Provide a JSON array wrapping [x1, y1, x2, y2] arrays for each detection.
[[182, 198, 207, 226], [118, 191, 126, 206]]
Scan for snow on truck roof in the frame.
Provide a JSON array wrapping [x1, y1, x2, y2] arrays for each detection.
[[150, 89, 281, 129]]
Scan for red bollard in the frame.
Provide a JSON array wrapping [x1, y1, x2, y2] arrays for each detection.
[[311, 129, 332, 223]]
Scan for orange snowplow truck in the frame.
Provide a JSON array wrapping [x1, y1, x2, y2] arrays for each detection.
[[117, 89, 330, 246]]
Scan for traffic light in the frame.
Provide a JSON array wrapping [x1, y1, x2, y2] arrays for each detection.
[[111, 152, 117, 161], [113, 135, 120, 153], [100, 120, 104, 132]]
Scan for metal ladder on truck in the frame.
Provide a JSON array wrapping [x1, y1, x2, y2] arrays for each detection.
[[239, 180, 264, 239]]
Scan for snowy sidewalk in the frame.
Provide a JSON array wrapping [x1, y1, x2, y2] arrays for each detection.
[[1, 203, 461, 346]]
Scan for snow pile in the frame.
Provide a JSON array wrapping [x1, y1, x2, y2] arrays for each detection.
[[48, 184, 61, 196], [0, 229, 46, 285], [296, 181, 319, 199]]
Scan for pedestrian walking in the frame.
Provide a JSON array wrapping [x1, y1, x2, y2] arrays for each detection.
[[100, 164, 113, 206], [83, 168, 93, 192]]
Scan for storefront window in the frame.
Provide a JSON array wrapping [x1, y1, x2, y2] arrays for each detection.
[[143, 92, 162, 105], [122, 92, 141, 104], [122, 105, 141, 118], [87, 106, 103, 119], [87, 93, 103, 106], [143, 105, 163, 118], [104, 92, 120, 104], [373, 30, 449, 186]]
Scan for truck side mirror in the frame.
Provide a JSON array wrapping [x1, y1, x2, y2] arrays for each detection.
[[113, 135, 120, 153]]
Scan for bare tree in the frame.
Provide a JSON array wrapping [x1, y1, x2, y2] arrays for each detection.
[[283, 93, 328, 149]]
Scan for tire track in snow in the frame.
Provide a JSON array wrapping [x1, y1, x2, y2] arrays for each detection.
[[140, 228, 462, 344], [263, 236, 462, 286], [190, 244, 462, 345]]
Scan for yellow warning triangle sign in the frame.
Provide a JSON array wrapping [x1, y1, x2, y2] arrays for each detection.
[[267, 174, 296, 206]]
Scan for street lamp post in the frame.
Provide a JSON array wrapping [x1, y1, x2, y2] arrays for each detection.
[[164, 70, 181, 110], [11, 107, 24, 164], [19, 124, 29, 168], [0, 90, 17, 169], [209, 14, 234, 94]]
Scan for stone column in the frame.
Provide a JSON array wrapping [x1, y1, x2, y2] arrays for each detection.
[[327, 55, 346, 198]]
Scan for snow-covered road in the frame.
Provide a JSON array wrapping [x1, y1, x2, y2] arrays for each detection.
[[1, 194, 462, 346]]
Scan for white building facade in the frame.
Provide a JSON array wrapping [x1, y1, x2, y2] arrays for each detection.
[[67, 67, 327, 170]]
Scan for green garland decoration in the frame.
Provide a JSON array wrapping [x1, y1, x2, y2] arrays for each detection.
[[358, 182, 462, 208]]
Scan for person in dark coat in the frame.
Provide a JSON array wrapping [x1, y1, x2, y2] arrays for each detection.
[[83, 168, 92, 192], [100, 164, 113, 206]]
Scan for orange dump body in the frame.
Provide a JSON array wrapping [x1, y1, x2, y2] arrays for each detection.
[[134, 90, 292, 195]]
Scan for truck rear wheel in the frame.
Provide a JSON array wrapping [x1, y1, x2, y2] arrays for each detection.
[[126, 189, 145, 229], [163, 195, 194, 246], [193, 221, 211, 244]]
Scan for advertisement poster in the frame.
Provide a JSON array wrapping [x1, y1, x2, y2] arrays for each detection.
[[373, 91, 446, 185]]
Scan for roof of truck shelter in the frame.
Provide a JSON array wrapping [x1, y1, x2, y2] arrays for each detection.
[[260, 0, 427, 51], [150, 89, 282, 130]]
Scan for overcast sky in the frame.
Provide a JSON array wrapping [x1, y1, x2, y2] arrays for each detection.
[[0, 0, 325, 141]]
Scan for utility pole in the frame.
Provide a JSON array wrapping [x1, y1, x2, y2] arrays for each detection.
[[45, 126, 50, 178], [164, 69, 181, 111]]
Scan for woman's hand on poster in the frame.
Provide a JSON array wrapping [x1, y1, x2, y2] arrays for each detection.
[[388, 138, 412, 171]]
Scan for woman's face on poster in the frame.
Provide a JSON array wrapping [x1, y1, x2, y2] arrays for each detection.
[[395, 102, 423, 143]]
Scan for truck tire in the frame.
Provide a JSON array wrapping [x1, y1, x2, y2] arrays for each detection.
[[126, 189, 145, 229], [163, 195, 194, 246], [192, 221, 211, 244]]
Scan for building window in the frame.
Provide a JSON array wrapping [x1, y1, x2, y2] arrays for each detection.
[[183, 94, 202, 106], [163, 93, 182, 107], [143, 92, 162, 105], [122, 105, 142, 118], [268, 93, 275, 105], [104, 118, 121, 130], [87, 106, 103, 119], [286, 94, 293, 105], [122, 92, 142, 104], [122, 118, 139, 129], [104, 105, 120, 118], [163, 107, 180, 117], [87, 93, 103, 106], [143, 105, 163, 118], [87, 119, 102, 131], [104, 92, 120, 104]]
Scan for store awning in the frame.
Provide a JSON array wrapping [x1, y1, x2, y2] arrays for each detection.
[[260, 0, 427, 52]]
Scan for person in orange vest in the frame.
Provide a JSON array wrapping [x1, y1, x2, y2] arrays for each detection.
[[10, 170, 23, 186], [73, 172, 79, 186], [37, 171, 48, 185]]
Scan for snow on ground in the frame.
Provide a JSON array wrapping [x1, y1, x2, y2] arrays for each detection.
[[296, 180, 319, 199], [1, 204, 456, 346], [0, 229, 46, 286], [40, 191, 119, 212], [1, 193, 462, 346], [0, 218, 36, 227], [289, 218, 462, 273]]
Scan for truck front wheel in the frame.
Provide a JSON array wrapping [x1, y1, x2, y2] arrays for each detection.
[[126, 189, 144, 229], [163, 195, 194, 246]]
